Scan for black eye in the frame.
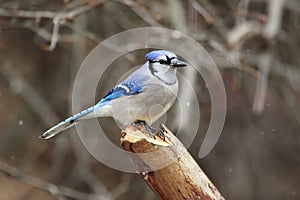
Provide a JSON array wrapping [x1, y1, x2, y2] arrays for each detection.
[[159, 59, 167, 64]]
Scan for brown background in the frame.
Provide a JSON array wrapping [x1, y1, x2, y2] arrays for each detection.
[[0, 0, 299, 199]]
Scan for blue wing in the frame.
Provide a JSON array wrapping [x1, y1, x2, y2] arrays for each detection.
[[100, 73, 149, 103]]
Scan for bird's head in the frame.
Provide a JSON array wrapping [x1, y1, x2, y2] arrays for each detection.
[[146, 50, 187, 84]]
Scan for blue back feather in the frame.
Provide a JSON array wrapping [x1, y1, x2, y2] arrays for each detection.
[[100, 70, 151, 103]]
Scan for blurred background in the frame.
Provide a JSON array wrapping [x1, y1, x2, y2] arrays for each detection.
[[0, 0, 299, 199]]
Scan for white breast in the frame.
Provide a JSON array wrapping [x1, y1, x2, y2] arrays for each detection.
[[108, 80, 178, 127]]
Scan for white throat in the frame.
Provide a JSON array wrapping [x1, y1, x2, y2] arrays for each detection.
[[148, 62, 177, 85]]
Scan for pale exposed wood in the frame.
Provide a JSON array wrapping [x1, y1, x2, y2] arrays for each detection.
[[121, 125, 225, 200]]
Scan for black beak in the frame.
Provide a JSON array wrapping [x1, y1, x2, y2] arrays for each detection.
[[170, 59, 187, 67]]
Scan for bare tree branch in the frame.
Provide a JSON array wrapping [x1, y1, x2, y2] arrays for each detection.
[[0, 160, 106, 200], [0, 0, 107, 50], [116, 0, 162, 27], [253, 52, 272, 114], [0, 0, 106, 20], [1, 60, 59, 126], [264, 0, 285, 39], [196, 0, 229, 43], [190, 0, 214, 25], [235, 8, 267, 22]]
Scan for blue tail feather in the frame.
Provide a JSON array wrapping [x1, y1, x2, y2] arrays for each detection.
[[39, 106, 95, 139]]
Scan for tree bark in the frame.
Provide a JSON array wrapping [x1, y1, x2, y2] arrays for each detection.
[[120, 124, 225, 200]]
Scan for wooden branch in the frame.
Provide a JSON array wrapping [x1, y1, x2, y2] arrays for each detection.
[[121, 124, 225, 200]]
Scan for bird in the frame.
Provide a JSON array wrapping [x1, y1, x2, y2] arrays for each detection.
[[39, 50, 187, 140]]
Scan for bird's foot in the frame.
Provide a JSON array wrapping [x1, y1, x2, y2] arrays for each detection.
[[132, 120, 166, 140]]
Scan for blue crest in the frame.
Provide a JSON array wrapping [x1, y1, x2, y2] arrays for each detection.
[[146, 50, 176, 61]]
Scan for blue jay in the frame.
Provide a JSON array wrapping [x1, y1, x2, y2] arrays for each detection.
[[39, 50, 187, 139]]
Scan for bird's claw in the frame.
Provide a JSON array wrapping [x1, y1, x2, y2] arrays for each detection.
[[132, 120, 166, 140]]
